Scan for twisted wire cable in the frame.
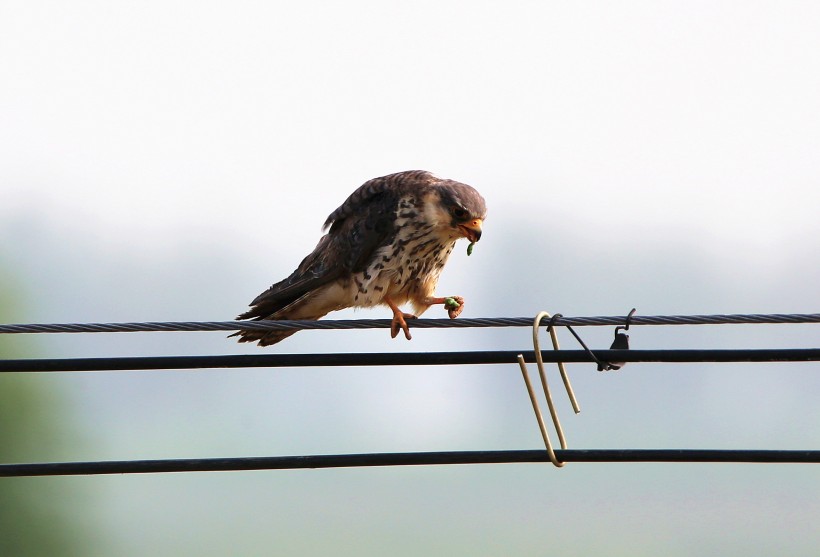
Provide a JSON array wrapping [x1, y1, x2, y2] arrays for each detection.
[[1, 313, 819, 335]]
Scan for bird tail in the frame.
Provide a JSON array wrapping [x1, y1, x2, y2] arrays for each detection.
[[229, 326, 299, 347], [231, 284, 336, 347], [230, 302, 329, 347]]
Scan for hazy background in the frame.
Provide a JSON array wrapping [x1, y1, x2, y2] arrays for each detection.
[[1, 1, 819, 555]]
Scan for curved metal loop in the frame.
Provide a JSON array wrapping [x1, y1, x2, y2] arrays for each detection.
[[615, 307, 638, 336], [542, 314, 581, 413], [516, 311, 581, 468]]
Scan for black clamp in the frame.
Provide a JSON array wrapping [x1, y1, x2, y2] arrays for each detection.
[[599, 308, 637, 371]]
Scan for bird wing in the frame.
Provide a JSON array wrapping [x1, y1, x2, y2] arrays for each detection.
[[322, 170, 434, 231], [237, 235, 342, 320], [238, 179, 405, 320], [332, 188, 399, 273]]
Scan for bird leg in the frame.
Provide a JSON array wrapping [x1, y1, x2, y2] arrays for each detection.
[[384, 296, 416, 340], [423, 296, 465, 319]]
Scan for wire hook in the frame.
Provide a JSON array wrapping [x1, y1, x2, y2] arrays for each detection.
[[614, 307, 637, 336], [516, 311, 581, 468]]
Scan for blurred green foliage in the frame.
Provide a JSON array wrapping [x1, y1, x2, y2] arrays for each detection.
[[0, 268, 90, 557]]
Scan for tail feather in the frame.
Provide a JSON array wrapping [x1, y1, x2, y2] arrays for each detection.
[[229, 326, 300, 347], [231, 298, 330, 347], [233, 276, 341, 347]]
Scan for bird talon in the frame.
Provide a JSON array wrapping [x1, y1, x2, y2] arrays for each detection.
[[390, 312, 415, 340], [445, 296, 465, 319]]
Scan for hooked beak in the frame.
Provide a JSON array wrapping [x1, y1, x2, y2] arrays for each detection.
[[458, 218, 483, 243]]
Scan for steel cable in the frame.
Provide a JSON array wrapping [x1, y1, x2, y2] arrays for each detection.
[[3, 449, 820, 477], [1, 312, 819, 335]]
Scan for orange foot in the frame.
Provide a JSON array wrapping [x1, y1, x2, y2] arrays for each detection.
[[424, 296, 465, 319], [384, 296, 416, 340]]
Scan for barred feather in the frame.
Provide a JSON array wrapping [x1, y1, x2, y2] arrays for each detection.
[[234, 170, 486, 347]]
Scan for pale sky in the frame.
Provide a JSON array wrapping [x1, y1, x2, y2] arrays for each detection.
[[3, 1, 819, 254], [1, 2, 819, 556]]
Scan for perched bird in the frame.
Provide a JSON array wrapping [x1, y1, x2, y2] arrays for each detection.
[[233, 170, 487, 346]]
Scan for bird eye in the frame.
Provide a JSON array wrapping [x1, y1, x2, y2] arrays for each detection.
[[451, 207, 468, 219]]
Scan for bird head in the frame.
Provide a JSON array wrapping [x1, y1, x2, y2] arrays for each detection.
[[430, 180, 487, 244]]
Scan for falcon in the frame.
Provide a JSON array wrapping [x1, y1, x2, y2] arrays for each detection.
[[233, 170, 487, 346]]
